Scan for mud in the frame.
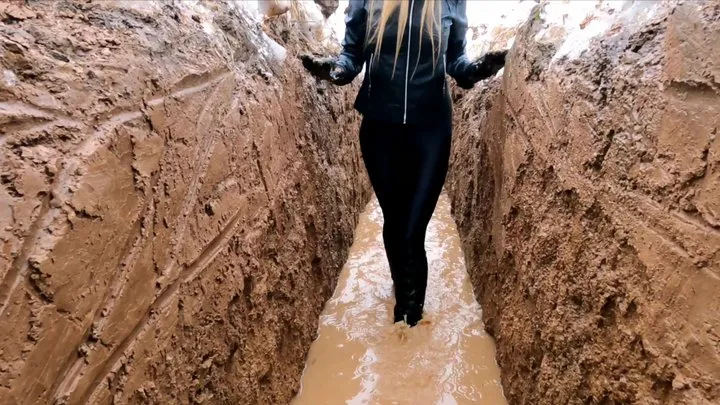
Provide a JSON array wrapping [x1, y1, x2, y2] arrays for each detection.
[[292, 195, 505, 404], [0, 1, 369, 404], [447, 2, 720, 404], [313, 0, 340, 19]]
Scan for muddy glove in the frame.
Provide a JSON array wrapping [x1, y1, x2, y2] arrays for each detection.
[[456, 50, 509, 89], [299, 53, 352, 85]]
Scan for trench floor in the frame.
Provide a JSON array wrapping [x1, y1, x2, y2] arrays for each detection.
[[291, 195, 507, 405]]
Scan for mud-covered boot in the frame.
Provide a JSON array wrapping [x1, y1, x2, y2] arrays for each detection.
[[399, 298, 423, 327], [393, 280, 424, 327], [393, 295, 423, 326]]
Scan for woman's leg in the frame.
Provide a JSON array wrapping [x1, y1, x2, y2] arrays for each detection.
[[359, 119, 394, 213], [359, 116, 452, 326], [359, 119, 417, 308], [391, 118, 452, 325], [358, 119, 404, 288]]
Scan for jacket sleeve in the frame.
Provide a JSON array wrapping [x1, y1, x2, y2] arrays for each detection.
[[446, 0, 475, 83], [335, 0, 367, 81]]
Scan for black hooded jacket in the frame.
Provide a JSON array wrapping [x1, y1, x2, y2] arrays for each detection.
[[335, 0, 475, 124]]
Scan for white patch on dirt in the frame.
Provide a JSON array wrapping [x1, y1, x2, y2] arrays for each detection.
[[3, 70, 18, 87], [261, 31, 288, 64], [466, 0, 536, 59], [113, 0, 163, 13], [327, 0, 350, 44], [170, 0, 290, 67], [538, 1, 669, 63], [289, 1, 326, 42], [226, 0, 261, 18], [465, 0, 671, 64]]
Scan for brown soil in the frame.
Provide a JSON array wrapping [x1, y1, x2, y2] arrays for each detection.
[[3, 1, 720, 404], [0, 1, 369, 404], [447, 2, 720, 405]]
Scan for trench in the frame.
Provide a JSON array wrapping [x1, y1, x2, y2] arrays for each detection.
[[291, 195, 506, 405], [1, 1, 719, 405]]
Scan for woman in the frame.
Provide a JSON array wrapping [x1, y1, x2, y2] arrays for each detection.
[[301, 0, 507, 326]]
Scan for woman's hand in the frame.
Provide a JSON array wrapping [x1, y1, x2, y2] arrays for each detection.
[[456, 49, 509, 89], [299, 53, 352, 85], [476, 49, 508, 77]]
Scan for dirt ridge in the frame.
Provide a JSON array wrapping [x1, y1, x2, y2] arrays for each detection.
[[0, 1, 369, 404], [448, 2, 720, 404]]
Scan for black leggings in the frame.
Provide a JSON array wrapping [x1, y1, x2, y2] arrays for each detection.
[[359, 117, 452, 313]]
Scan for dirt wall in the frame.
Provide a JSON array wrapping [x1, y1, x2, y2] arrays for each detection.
[[448, 2, 720, 404], [0, 1, 369, 404]]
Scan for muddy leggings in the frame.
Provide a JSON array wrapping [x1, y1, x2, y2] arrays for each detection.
[[359, 116, 452, 323]]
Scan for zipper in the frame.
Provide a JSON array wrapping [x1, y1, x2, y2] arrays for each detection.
[[403, 0, 415, 124], [443, 54, 447, 93], [368, 52, 374, 99]]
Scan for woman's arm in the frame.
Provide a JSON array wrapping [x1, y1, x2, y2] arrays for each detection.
[[446, 0, 507, 89], [445, 0, 475, 88], [333, 0, 367, 85]]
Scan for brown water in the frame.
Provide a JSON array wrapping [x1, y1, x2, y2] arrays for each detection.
[[291, 195, 507, 405]]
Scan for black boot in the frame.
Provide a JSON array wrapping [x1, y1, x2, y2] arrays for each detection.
[[385, 232, 426, 326], [393, 291, 423, 326], [393, 270, 424, 327]]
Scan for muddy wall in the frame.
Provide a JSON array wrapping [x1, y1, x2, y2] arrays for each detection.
[[448, 2, 720, 404], [0, 1, 369, 404]]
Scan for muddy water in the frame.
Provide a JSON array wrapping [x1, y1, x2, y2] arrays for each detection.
[[292, 195, 507, 405]]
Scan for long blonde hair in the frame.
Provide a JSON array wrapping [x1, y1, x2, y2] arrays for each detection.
[[366, 0, 441, 76]]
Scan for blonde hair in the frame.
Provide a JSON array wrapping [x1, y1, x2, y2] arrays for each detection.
[[366, 0, 441, 77]]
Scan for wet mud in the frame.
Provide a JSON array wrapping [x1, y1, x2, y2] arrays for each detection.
[[292, 195, 506, 405], [2, 1, 719, 404], [1, 1, 369, 404], [447, 2, 720, 404]]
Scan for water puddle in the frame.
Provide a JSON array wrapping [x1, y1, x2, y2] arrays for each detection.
[[292, 195, 507, 405]]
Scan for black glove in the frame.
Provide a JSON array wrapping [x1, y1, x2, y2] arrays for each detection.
[[456, 49, 508, 89], [299, 53, 351, 85]]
